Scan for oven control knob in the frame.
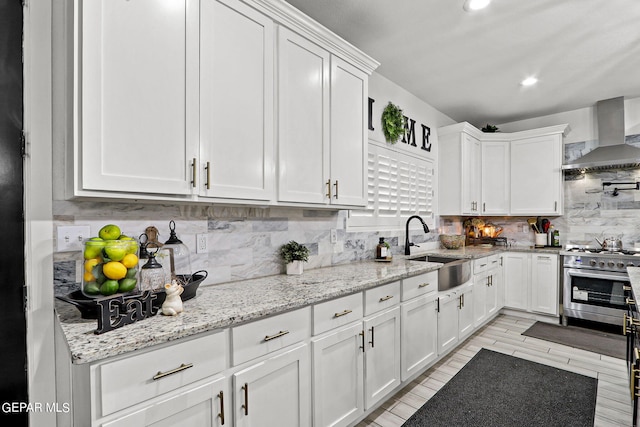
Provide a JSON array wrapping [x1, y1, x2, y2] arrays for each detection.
[[629, 262, 636, 268], [618, 262, 626, 268], [599, 261, 605, 267], [589, 259, 597, 266], [607, 261, 615, 268]]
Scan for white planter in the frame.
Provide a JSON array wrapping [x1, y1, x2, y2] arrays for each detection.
[[286, 260, 304, 275]]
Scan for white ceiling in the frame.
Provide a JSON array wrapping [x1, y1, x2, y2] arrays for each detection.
[[285, 0, 640, 128]]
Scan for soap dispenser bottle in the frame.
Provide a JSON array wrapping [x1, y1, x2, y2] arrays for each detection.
[[376, 237, 390, 260]]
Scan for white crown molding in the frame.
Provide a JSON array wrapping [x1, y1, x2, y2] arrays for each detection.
[[438, 121, 571, 141], [247, 0, 380, 74]]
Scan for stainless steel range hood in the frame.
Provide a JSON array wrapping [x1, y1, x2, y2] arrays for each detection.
[[562, 97, 640, 172]]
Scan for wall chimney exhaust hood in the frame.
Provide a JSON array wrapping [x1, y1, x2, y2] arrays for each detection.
[[562, 97, 640, 173]]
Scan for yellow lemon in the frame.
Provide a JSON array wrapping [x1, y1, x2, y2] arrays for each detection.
[[103, 261, 127, 280], [121, 253, 139, 269], [85, 258, 100, 273], [83, 271, 96, 282]]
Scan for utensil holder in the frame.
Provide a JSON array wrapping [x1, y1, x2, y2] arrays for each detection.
[[535, 233, 547, 247]]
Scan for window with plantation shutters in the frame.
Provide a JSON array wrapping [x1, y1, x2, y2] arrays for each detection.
[[349, 142, 435, 230]]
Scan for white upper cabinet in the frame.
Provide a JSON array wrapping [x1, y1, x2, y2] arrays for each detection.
[[329, 56, 368, 207], [79, 0, 199, 196], [438, 122, 568, 216], [200, 0, 274, 201], [68, 0, 378, 205], [510, 133, 563, 215], [438, 125, 482, 215], [481, 140, 510, 215], [277, 27, 330, 204]]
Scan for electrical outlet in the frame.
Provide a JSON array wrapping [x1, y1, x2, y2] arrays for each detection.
[[57, 225, 91, 252], [330, 229, 338, 244], [196, 233, 208, 254]]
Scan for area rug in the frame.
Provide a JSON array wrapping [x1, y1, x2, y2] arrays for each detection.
[[522, 321, 625, 359], [402, 349, 597, 427]]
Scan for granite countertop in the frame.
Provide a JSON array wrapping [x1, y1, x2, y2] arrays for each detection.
[[56, 244, 563, 365], [56, 258, 441, 365]]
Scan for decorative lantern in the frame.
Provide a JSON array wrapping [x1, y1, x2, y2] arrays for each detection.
[[139, 248, 170, 292], [162, 220, 193, 284]]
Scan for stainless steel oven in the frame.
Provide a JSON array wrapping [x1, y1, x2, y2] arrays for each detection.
[[562, 251, 632, 326], [625, 289, 640, 427]]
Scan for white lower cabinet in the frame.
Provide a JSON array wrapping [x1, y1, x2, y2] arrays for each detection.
[[363, 306, 401, 409], [102, 376, 229, 427], [473, 255, 503, 327], [437, 281, 474, 356], [400, 294, 438, 381], [312, 323, 364, 427], [504, 252, 559, 316], [233, 343, 311, 427]]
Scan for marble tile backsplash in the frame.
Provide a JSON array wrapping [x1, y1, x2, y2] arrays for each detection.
[[52, 201, 437, 295]]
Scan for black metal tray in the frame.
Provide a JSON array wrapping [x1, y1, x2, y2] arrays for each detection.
[[56, 270, 208, 319]]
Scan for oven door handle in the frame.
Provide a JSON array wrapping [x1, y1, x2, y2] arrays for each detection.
[[566, 268, 630, 282]]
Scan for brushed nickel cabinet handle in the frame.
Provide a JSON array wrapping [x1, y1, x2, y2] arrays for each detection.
[[241, 383, 249, 416], [205, 161, 211, 190], [326, 179, 332, 199], [334, 180, 339, 199], [483, 202, 486, 212], [218, 391, 225, 425], [554, 201, 558, 212], [264, 330, 289, 342], [152, 362, 193, 381], [190, 158, 197, 187], [418, 283, 430, 288], [334, 309, 352, 318], [379, 295, 394, 302]]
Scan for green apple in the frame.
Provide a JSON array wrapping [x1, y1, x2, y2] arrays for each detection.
[[118, 235, 138, 254], [99, 224, 121, 241], [103, 241, 126, 262], [83, 238, 105, 260]]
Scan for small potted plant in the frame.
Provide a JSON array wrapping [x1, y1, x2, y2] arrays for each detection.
[[279, 241, 310, 275]]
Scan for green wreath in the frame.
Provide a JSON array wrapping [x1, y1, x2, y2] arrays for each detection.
[[381, 102, 406, 144]]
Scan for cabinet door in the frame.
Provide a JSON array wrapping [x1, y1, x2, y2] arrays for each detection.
[[312, 323, 364, 427], [277, 27, 330, 204], [503, 252, 530, 310], [102, 376, 229, 427], [510, 134, 563, 215], [233, 343, 310, 427], [80, 0, 199, 195], [330, 56, 368, 207], [437, 293, 459, 355], [200, 0, 274, 201], [481, 140, 510, 214], [461, 134, 481, 214], [486, 270, 500, 317], [458, 287, 475, 340], [531, 254, 559, 315], [363, 306, 400, 409], [401, 295, 437, 381], [473, 272, 488, 327]]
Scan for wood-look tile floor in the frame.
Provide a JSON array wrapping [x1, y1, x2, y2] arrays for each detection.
[[356, 314, 632, 427]]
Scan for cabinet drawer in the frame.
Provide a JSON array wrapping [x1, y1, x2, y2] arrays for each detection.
[[488, 254, 501, 271], [313, 292, 363, 335], [364, 281, 400, 316], [401, 271, 437, 301], [95, 329, 229, 418], [473, 257, 490, 274], [232, 307, 311, 366]]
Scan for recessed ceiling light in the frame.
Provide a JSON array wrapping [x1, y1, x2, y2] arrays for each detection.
[[463, 0, 491, 11], [521, 77, 538, 86]]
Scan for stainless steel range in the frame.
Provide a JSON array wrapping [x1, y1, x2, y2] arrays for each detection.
[[562, 245, 635, 326]]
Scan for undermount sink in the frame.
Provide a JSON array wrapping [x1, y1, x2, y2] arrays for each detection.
[[411, 255, 471, 291]]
